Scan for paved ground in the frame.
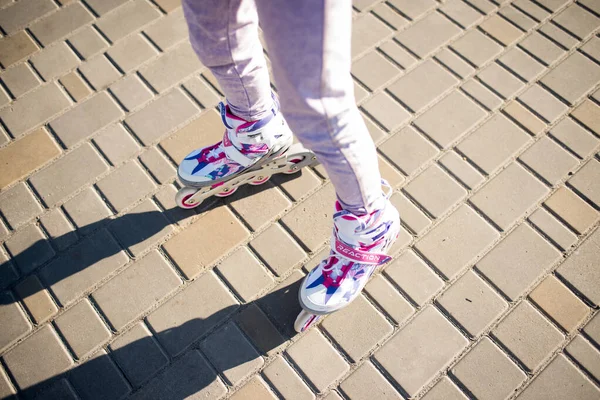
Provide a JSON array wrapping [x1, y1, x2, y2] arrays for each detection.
[[0, 0, 599, 399]]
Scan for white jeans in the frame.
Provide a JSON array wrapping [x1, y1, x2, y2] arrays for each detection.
[[183, 0, 384, 214]]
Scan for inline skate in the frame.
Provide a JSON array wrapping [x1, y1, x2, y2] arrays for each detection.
[[175, 97, 316, 209], [294, 181, 400, 333]]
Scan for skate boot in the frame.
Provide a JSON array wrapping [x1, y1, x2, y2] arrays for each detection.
[[175, 96, 316, 209], [294, 180, 400, 333]]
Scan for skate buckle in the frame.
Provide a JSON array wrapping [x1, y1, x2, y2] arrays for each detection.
[[333, 239, 391, 265]]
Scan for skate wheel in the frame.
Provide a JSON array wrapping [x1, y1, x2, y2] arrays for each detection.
[[284, 156, 306, 174], [294, 310, 321, 333], [215, 186, 238, 197], [249, 175, 271, 185], [175, 187, 202, 209]]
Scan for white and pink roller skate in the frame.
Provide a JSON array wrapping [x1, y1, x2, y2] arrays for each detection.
[[295, 181, 400, 333], [175, 96, 316, 209]]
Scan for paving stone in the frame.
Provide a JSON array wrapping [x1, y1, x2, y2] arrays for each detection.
[[217, 246, 273, 302], [273, 166, 322, 202], [147, 270, 238, 356], [69, 349, 131, 400], [379, 152, 406, 189], [519, 136, 579, 184], [500, 5, 537, 31], [107, 33, 158, 73], [323, 391, 343, 400], [235, 303, 287, 356], [93, 250, 179, 330], [281, 183, 336, 252], [0, 292, 31, 353], [67, 26, 109, 60], [0, 128, 60, 188], [59, 71, 91, 102], [40, 229, 129, 306], [109, 322, 168, 388], [110, 74, 154, 111], [287, 329, 349, 393], [387, 0, 435, 19], [440, 0, 483, 28], [542, 52, 600, 105], [513, 0, 550, 21], [378, 40, 417, 69], [530, 275, 589, 333], [143, 7, 188, 51], [528, 207, 577, 250], [504, 100, 547, 136], [499, 48, 545, 82], [435, 48, 476, 79], [96, 0, 162, 42], [439, 270, 508, 337], [550, 118, 599, 158], [96, 160, 156, 212], [129, 350, 226, 400], [518, 354, 600, 399], [467, 0, 497, 13], [163, 204, 248, 278], [415, 90, 486, 148], [0, 31, 39, 68], [94, 124, 141, 166], [390, 192, 431, 235], [31, 378, 79, 400], [553, 3, 600, 39], [54, 298, 110, 359], [461, 79, 503, 111], [79, 55, 122, 90], [126, 88, 199, 145], [322, 294, 393, 361], [405, 164, 467, 218], [0, 82, 71, 137], [566, 335, 600, 382], [572, 99, 600, 137], [0, 182, 42, 229], [352, 51, 401, 90], [0, 252, 18, 291], [154, 0, 180, 13], [519, 31, 565, 65], [29, 2, 93, 46], [557, 229, 600, 305], [544, 187, 598, 234], [374, 306, 468, 396], [139, 146, 176, 184], [451, 29, 503, 67], [153, 183, 196, 226], [581, 36, 600, 63], [201, 321, 263, 385], [63, 187, 112, 235], [422, 377, 468, 400], [250, 224, 304, 276], [0, 0, 57, 34], [15, 275, 57, 324], [182, 76, 221, 109], [385, 249, 443, 306], [569, 159, 599, 207], [453, 337, 526, 400], [364, 274, 414, 325], [479, 223, 560, 300], [362, 92, 410, 132], [395, 12, 461, 58], [140, 42, 203, 92], [1, 63, 40, 98], [478, 63, 525, 100], [159, 110, 221, 163], [472, 163, 549, 229], [580, 0, 600, 14], [340, 361, 401, 400], [493, 301, 563, 371], [372, 3, 409, 30], [0, 365, 15, 399], [439, 151, 485, 189], [380, 126, 439, 176], [257, 269, 305, 337], [84, 0, 127, 15], [5, 223, 55, 275], [263, 356, 314, 400], [231, 376, 277, 400], [30, 42, 79, 81], [39, 208, 78, 251], [3, 324, 73, 389], [229, 183, 291, 232], [535, 0, 569, 11], [416, 205, 499, 279], [538, 23, 579, 50], [480, 14, 524, 46], [351, 13, 392, 57]]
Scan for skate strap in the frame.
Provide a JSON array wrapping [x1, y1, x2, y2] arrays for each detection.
[[333, 238, 391, 265], [222, 131, 253, 167]]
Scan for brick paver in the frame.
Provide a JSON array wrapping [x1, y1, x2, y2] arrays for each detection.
[[2, 0, 600, 398]]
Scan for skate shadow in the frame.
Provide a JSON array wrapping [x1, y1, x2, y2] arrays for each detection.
[[0, 169, 309, 304], [6, 276, 305, 399]]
